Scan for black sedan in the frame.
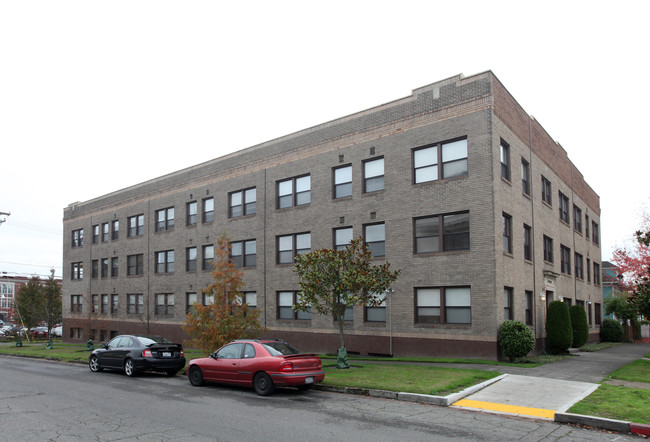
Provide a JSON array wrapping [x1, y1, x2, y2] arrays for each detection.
[[88, 335, 186, 377]]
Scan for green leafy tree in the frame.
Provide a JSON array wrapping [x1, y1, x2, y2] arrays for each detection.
[[545, 300, 572, 354], [15, 276, 45, 331], [183, 231, 262, 354], [569, 305, 589, 348], [293, 237, 400, 368], [42, 269, 62, 337], [604, 294, 637, 323]]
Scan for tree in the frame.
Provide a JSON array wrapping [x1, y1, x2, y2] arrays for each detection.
[[14, 276, 45, 331], [42, 269, 62, 338], [293, 237, 400, 368], [545, 300, 572, 354], [183, 231, 262, 354], [569, 305, 589, 348]]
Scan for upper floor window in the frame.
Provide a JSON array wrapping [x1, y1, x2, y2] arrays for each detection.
[[502, 213, 512, 254], [333, 165, 352, 199], [231, 239, 256, 267], [592, 221, 599, 245], [524, 224, 532, 261], [92, 225, 99, 244], [573, 205, 582, 233], [71, 262, 83, 280], [111, 220, 119, 240], [111, 257, 118, 277], [70, 294, 83, 313], [560, 245, 571, 275], [186, 201, 197, 227], [155, 250, 175, 274], [127, 254, 143, 276], [504, 287, 513, 320], [541, 176, 552, 205], [575, 252, 584, 279], [101, 258, 109, 278], [127, 293, 144, 314], [413, 138, 468, 184], [277, 233, 311, 264], [543, 235, 553, 263], [155, 294, 174, 316], [72, 229, 84, 248], [230, 188, 257, 218], [202, 244, 214, 271], [186, 292, 198, 314], [111, 294, 119, 314], [594, 262, 601, 285], [278, 291, 310, 320], [278, 175, 310, 209], [521, 158, 530, 195], [559, 192, 569, 224], [363, 157, 384, 192], [500, 139, 510, 181], [155, 207, 175, 232], [203, 197, 214, 223], [414, 212, 470, 254], [128, 214, 144, 237], [186, 247, 197, 272], [334, 227, 353, 251], [364, 223, 385, 257], [102, 223, 109, 242]]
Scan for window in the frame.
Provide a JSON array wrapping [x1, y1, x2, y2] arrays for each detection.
[[504, 287, 513, 320], [127, 254, 143, 276], [502, 213, 512, 254], [543, 236, 553, 263], [155, 250, 175, 274], [101, 258, 108, 278], [186, 247, 197, 272], [203, 245, 214, 270], [92, 225, 99, 244], [101, 294, 108, 314], [278, 175, 310, 208], [277, 233, 311, 264], [277, 291, 310, 320], [364, 223, 385, 257], [203, 197, 214, 223], [127, 214, 144, 237], [363, 157, 384, 192], [231, 239, 256, 267], [155, 294, 174, 316], [593, 262, 601, 285], [573, 205, 582, 233], [592, 221, 599, 245], [333, 165, 352, 199], [587, 302, 592, 325], [521, 158, 530, 195], [587, 258, 591, 282], [559, 192, 569, 224], [560, 245, 571, 275], [525, 291, 533, 325], [334, 227, 353, 251], [186, 292, 198, 314], [500, 139, 510, 181], [415, 287, 471, 324], [242, 291, 257, 311], [541, 176, 552, 205], [111, 294, 119, 314], [111, 220, 119, 240], [414, 212, 470, 253], [91, 294, 99, 313], [595, 302, 602, 325], [202, 293, 214, 305], [127, 293, 143, 314], [186, 201, 197, 227], [111, 257, 118, 277], [413, 138, 468, 184], [524, 224, 532, 261], [155, 207, 175, 232], [575, 253, 584, 280], [102, 223, 109, 242], [365, 292, 386, 322], [71, 295, 82, 313], [71, 262, 83, 280], [72, 229, 84, 247], [230, 188, 256, 217], [91, 260, 98, 279]]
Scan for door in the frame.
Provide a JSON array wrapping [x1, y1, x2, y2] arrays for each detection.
[[202, 343, 243, 383]]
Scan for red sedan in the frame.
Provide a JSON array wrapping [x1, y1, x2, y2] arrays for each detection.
[[187, 339, 325, 396]]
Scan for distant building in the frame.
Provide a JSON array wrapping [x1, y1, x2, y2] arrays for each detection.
[[62, 71, 603, 358], [0, 275, 62, 324], [602, 261, 620, 320]]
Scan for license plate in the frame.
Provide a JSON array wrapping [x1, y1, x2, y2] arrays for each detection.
[[305, 377, 314, 384], [162, 352, 171, 357]]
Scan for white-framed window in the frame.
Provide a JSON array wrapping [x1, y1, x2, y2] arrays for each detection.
[[230, 188, 256, 217], [278, 175, 311, 208], [363, 157, 384, 192], [364, 223, 385, 257], [333, 165, 352, 199], [277, 291, 310, 320], [277, 233, 311, 264], [413, 138, 468, 184], [416, 287, 471, 324], [231, 239, 256, 267]]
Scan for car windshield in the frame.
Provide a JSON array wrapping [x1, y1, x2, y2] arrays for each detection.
[[262, 342, 300, 356], [138, 336, 171, 346]]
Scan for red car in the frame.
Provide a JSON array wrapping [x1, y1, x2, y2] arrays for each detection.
[[187, 339, 325, 396]]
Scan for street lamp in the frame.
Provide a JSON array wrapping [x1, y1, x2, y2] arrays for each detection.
[[386, 288, 394, 356]]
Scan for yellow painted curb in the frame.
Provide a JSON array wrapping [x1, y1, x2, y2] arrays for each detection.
[[452, 399, 556, 419]]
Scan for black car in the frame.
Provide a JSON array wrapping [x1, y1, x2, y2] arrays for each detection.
[[88, 335, 186, 377]]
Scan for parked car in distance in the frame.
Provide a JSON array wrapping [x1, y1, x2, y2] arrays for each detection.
[[187, 339, 325, 396], [31, 326, 49, 338], [51, 325, 62, 337], [88, 335, 186, 377]]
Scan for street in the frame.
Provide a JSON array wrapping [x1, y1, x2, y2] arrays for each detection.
[[0, 356, 638, 441]]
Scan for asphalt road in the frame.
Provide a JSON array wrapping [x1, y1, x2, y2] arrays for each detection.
[[0, 356, 639, 441]]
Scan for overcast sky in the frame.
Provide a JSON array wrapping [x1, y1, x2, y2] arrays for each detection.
[[1, 1, 649, 278]]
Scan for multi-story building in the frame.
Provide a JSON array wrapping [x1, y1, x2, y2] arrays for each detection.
[[62, 71, 603, 358], [0, 274, 63, 324]]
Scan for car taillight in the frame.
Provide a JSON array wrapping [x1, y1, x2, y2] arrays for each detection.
[[280, 361, 293, 372], [142, 349, 153, 358], [180, 349, 184, 357]]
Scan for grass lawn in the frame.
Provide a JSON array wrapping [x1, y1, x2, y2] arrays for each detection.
[[610, 359, 650, 383], [322, 364, 500, 395]]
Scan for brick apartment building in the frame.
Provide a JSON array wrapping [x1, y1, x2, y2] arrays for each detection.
[[0, 274, 63, 324], [62, 71, 603, 358]]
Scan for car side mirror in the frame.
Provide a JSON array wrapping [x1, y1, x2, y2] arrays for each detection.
[[210, 352, 218, 359], [101, 343, 108, 349]]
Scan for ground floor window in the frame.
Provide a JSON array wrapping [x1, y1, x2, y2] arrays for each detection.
[[365, 293, 386, 322], [415, 287, 471, 324], [277, 291, 310, 320]]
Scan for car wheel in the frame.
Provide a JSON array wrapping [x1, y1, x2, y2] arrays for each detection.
[[166, 369, 178, 377], [253, 372, 275, 396], [88, 355, 103, 372], [188, 366, 205, 386], [124, 359, 137, 377]]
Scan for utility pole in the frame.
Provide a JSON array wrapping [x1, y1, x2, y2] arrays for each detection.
[[0, 211, 10, 226]]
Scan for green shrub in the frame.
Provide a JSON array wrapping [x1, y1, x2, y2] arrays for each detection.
[[545, 300, 572, 354], [569, 305, 589, 348], [601, 318, 623, 342], [498, 320, 535, 361]]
